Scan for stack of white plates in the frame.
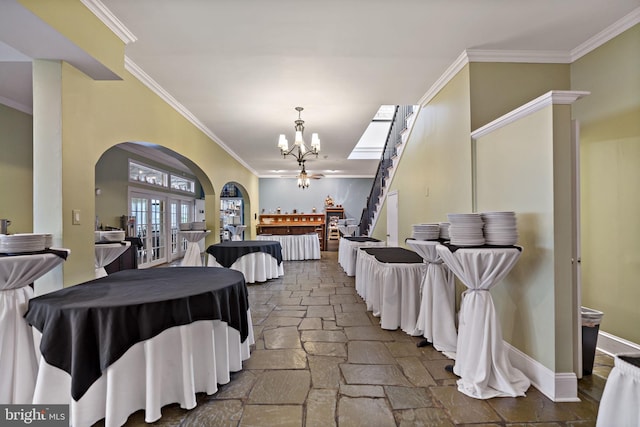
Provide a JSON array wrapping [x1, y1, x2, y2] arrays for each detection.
[[439, 222, 450, 240], [0, 233, 49, 253], [481, 211, 518, 245], [191, 222, 207, 231], [447, 213, 485, 246], [411, 223, 440, 240], [179, 223, 192, 231]]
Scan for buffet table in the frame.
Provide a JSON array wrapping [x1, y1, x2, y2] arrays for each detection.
[[355, 247, 424, 334], [0, 248, 69, 404], [206, 240, 284, 283], [406, 239, 457, 356], [25, 267, 253, 427], [178, 230, 211, 266], [256, 234, 320, 260], [436, 244, 530, 399], [94, 241, 131, 278], [596, 354, 640, 427], [338, 236, 386, 276]]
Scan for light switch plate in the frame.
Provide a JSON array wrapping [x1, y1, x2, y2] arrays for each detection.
[[72, 209, 81, 225]]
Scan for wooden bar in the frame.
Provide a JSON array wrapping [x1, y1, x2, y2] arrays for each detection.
[[257, 214, 325, 251]]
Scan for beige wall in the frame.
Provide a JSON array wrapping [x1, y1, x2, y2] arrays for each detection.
[[0, 104, 33, 233], [572, 24, 640, 344], [375, 66, 473, 244], [469, 63, 571, 130]]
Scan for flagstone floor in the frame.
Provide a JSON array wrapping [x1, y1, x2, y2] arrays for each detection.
[[112, 251, 611, 426]]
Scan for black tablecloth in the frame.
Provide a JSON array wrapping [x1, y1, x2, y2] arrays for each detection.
[[0, 248, 69, 259], [440, 242, 523, 253], [345, 237, 381, 243], [206, 241, 283, 268], [360, 247, 423, 264], [24, 267, 249, 401]]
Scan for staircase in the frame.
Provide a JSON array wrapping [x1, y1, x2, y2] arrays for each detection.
[[359, 105, 418, 237]]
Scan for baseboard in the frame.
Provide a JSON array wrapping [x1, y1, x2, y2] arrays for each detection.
[[597, 331, 640, 357], [504, 341, 580, 402]]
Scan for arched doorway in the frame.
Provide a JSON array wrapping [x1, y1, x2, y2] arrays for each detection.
[[220, 182, 249, 241], [95, 142, 214, 268]]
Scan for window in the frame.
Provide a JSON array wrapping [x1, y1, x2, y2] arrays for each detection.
[[170, 175, 195, 193], [129, 161, 168, 187]]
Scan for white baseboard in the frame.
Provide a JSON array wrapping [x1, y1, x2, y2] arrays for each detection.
[[504, 342, 580, 402], [597, 331, 640, 357]]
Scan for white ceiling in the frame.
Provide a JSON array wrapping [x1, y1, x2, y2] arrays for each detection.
[[1, 0, 639, 178]]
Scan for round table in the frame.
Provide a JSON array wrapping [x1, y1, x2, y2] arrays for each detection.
[[436, 244, 530, 399], [0, 248, 69, 404], [226, 225, 247, 241], [94, 241, 131, 278], [207, 241, 284, 283], [179, 230, 211, 266], [406, 239, 457, 356]]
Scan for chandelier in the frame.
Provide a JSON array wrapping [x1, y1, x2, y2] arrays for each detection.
[[297, 164, 310, 189], [277, 107, 320, 166]]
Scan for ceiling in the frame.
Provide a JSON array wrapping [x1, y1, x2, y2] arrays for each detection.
[[1, 0, 638, 179]]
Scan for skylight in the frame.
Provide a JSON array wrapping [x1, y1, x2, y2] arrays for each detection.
[[348, 105, 395, 160]]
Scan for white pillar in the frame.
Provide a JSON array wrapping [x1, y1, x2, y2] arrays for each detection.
[[32, 59, 64, 295]]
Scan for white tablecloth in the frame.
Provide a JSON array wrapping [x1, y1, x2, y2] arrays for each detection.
[[406, 240, 457, 357], [354, 248, 423, 334], [208, 252, 284, 283], [338, 237, 386, 276], [179, 230, 210, 266], [32, 314, 254, 427], [596, 354, 640, 427], [94, 242, 131, 278], [256, 234, 320, 260], [436, 245, 530, 399], [0, 249, 69, 404]]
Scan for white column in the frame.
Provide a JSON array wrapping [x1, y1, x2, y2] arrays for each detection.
[[32, 59, 64, 295]]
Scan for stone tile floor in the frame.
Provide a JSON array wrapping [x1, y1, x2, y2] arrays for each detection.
[[112, 251, 612, 426]]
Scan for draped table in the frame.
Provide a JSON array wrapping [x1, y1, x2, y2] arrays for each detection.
[[179, 230, 210, 266], [0, 248, 69, 404], [95, 241, 131, 278], [406, 239, 457, 356], [206, 240, 284, 283], [596, 354, 640, 427], [355, 247, 424, 334], [436, 244, 530, 399], [256, 234, 320, 260], [338, 236, 386, 276], [25, 267, 253, 427]]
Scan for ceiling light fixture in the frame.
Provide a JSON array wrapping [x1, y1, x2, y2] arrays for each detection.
[[297, 164, 310, 189], [277, 107, 320, 167]]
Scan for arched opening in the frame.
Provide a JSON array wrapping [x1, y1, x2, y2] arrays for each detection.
[[95, 142, 216, 268], [220, 181, 250, 241]]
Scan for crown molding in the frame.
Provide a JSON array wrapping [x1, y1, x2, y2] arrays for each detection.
[[571, 6, 640, 61], [471, 90, 590, 139], [417, 8, 639, 109], [0, 95, 32, 115], [80, 0, 137, 44], [465, 49, 572, 64], [124, 56, 258, 176], [418, 51, 469, 107]]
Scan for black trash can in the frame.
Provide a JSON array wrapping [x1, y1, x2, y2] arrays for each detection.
[[581, 307, 604, 375]]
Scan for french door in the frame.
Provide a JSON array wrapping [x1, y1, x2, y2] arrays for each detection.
[[130, 190, 194, 268], [169, 198, 193, 261]]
